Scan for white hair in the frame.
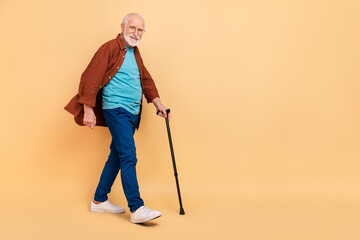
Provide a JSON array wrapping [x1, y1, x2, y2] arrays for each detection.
[[123, 13, 146, 30]]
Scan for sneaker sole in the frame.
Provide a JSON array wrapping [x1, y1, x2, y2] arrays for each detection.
[[90, 207, 125, 214], [131, 214, 162, 224]]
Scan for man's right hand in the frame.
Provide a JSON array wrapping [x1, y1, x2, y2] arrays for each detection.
[[83, 105, 96, 129]]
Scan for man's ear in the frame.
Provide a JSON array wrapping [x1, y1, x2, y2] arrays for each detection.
[[120, 23, 125, 33]]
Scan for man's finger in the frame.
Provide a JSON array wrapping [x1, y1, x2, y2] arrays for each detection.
[[162, 109, 168, 117], [158, 111, 164, 117]]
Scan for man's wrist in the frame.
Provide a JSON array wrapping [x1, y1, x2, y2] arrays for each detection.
[[83, 104, 94, 112], [152, 97, 161, 108]]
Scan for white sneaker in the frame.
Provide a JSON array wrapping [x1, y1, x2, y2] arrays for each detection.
[[130, 206, 162, 223], [90, 200, 125, 214]]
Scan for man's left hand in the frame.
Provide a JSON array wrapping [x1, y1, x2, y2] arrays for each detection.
[[152, 97, 170, 121]]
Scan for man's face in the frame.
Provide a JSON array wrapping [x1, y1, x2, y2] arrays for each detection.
[[121, 15, 145, 47]]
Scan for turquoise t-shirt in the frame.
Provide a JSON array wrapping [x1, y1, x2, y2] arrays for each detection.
[[102, 45, 142, 114]]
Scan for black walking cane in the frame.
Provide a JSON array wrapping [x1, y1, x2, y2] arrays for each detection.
[[157, 109, 185, 215]]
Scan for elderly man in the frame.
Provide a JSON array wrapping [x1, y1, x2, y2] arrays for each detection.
[[64, 13, 169, 223]]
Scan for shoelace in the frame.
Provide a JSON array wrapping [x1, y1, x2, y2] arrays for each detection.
[[138, 206, 152, 216]]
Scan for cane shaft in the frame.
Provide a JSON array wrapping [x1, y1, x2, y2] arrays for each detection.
[[165, 117, 185, 214]]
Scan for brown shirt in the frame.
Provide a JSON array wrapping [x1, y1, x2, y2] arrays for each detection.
[[64, 34, 159, 128]]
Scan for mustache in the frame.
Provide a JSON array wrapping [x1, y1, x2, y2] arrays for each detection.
[[129, 34, 140, 40]]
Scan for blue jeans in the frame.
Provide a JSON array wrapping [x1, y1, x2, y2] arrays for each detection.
[[94, 107, 144, 212]]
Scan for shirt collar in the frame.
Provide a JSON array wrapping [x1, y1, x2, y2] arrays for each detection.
[[116, 33, 127, 50]]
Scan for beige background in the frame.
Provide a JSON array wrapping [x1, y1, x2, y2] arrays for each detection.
[[1, 0, 360, 239]]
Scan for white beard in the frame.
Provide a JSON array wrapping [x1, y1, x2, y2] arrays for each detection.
[[124, 28, 141, 47]]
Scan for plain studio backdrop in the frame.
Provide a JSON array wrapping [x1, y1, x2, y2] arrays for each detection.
[[0, 0, 359, 239]]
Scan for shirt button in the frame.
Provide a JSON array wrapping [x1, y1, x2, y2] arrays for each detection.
[[99, 85, 102, 88], [117, 66, 120, 69], [123, 56, 125, 58], [108, 76, 111, 79]]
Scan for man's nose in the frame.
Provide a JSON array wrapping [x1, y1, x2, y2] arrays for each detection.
[[135, 29, 142, 38], [133, 30, 140, 37]]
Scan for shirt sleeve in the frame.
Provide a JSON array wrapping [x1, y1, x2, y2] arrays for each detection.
[[142, 65, 160, 103], [78, 47, 109, 107]]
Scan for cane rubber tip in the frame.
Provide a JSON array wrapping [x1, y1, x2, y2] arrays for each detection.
[[180, 209, 185, 215]]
